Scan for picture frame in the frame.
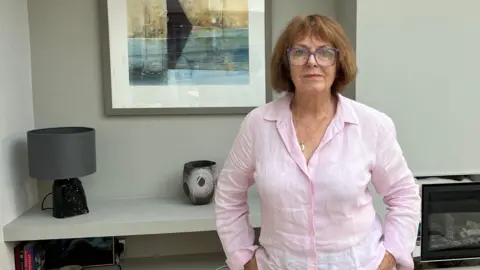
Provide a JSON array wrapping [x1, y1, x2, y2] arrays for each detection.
[[99, 0, 272, 116]]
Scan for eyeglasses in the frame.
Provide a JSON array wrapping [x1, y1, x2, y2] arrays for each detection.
[[287, 47, 338, 67]]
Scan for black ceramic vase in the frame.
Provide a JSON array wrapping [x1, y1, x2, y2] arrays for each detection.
[[183, 160, 217, 205]]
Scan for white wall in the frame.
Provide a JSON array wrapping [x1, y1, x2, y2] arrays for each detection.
[[355, 0, 480, 176], [0, 0, 37, 268]]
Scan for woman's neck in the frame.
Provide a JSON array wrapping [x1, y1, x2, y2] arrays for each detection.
[[291, 91, 337, 120]]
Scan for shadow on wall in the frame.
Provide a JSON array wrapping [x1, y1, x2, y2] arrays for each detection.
[[0, 135, 38, 269], [1, 135, 38, 223]]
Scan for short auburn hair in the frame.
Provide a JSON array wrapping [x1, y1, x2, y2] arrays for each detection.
[[270, 14, 357, 93]]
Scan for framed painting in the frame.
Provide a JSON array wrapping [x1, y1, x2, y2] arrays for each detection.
[[99, 0, 272, 116]]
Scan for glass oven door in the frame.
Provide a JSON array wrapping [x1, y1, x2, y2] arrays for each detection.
[[421, 182, 480, 262]]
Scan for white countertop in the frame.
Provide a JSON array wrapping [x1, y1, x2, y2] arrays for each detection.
[[2, 196, 261, 241]]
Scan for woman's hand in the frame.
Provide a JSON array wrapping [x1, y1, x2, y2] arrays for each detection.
[[377, 251, 396, 270], [244, 257, 258, 270]]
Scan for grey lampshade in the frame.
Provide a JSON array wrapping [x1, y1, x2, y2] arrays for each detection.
[[27, 127, 96, 180]]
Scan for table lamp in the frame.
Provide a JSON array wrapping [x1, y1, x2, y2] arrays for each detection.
[[27, 127, 96, 219]]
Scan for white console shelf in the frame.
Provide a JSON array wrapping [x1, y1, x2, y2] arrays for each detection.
[[2, 196, 261, 242], [50, 253, 228, 270], [119, 253, 227, 270]]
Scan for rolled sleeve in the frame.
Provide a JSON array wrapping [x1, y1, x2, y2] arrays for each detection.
[[215, 112, 258, 270], [371, 114, 421, 270], [226, 246, 259, 270]]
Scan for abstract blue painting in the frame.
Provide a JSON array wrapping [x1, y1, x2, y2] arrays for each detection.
[[126, 0, 249, 86], [103, 0, 267, 114]]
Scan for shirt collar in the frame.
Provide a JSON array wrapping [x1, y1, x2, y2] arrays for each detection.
[[263, 93, 359, 125]]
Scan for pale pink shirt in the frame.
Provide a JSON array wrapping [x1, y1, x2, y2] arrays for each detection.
[[215, 93, 421, 270]]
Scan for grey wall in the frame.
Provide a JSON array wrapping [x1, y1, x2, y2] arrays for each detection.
[[0, 0, 37, 268], [29, 0, 242, 200], [28, 0, 337, 199], [336, 0, 356, 100], [27, 0, 344, 259]]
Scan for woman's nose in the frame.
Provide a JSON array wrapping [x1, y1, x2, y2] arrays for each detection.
[[306, 54, 318, 67]]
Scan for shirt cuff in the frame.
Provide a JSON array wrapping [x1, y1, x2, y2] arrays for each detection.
[[384, 244, 414, 270], [226, 245, 259, 270]]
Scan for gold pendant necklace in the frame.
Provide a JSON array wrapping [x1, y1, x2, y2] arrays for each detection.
[[299, 141, 305, 152]]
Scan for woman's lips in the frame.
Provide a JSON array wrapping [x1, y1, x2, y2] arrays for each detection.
[[304, 74, 323, 78]]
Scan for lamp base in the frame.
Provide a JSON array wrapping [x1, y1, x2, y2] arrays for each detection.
[[52, 178, 89, 219]]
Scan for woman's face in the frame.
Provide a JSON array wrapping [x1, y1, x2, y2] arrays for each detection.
[[288, 36, 337, 94]]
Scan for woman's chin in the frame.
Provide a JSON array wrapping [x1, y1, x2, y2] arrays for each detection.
[[297, 83, 330, 94]]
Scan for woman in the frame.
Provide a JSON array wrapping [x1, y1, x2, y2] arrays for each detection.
[[215, 14, 420, 270]]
